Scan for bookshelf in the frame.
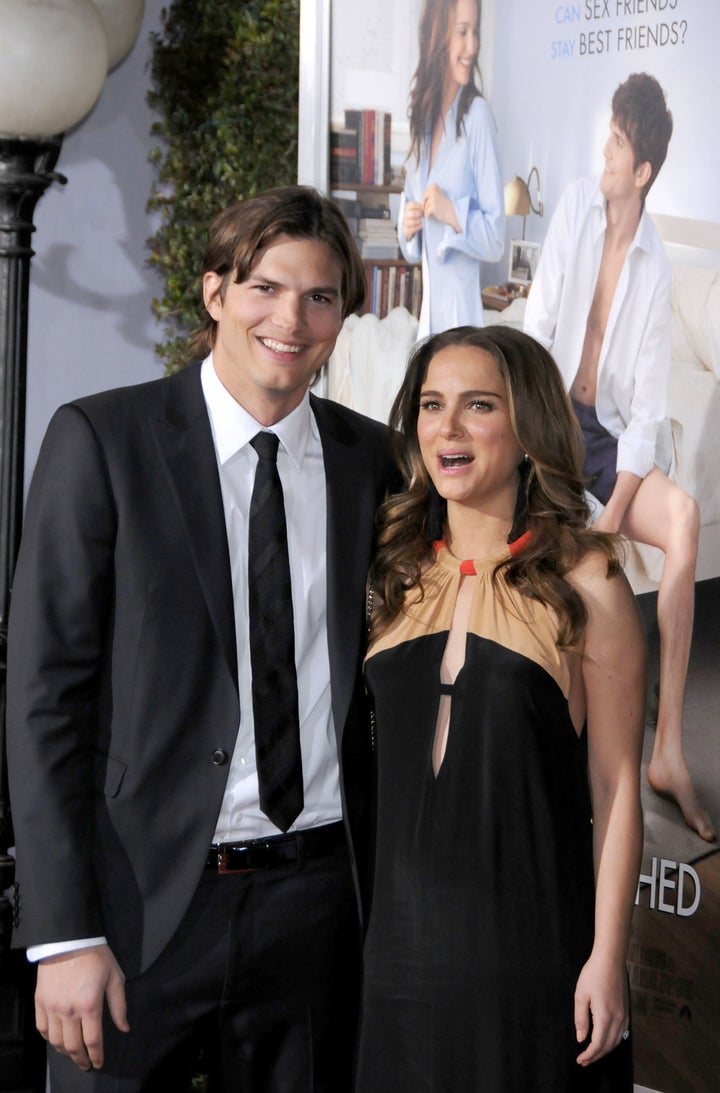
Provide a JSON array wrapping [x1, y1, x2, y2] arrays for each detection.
[[332, 182, 422, 320], [331, 109, 422, 320]]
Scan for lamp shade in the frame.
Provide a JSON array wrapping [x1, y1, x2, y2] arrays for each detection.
[[91, 0, 145, 71], [504, 176, 531, 218], [0, 0, 108, 138]]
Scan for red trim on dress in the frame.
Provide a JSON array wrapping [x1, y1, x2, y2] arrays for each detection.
[[433, 531, 532, 574], [508, 530, 533, 556]]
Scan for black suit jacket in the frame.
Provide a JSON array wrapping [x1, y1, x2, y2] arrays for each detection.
[[7, 363, 393, 976]]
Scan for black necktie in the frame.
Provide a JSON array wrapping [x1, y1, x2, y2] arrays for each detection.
[[248, 431, 304, 832]]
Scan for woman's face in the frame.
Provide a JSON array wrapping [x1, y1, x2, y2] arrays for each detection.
[[417, 344, 523, 518], [444, 0, 479, 99]]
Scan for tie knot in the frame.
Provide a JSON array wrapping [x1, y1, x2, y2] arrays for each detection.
[[251, 431, 280, 462]]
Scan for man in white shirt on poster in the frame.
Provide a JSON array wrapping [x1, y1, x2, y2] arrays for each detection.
[[524, 72, 715, 843]]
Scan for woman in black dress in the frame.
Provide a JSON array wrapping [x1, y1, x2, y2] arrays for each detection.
[[356, 325, 644, 1091]]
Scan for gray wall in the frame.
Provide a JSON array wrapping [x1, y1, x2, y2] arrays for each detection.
[[25, 0, 167, 488]]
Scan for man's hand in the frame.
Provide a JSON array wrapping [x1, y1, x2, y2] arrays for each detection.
[[591, 506, 621, 534], [592, 469, 643, 535], [35, 945, 129, 1071]]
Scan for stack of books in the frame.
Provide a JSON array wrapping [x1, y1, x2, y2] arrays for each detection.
[[357, 211, 398, 260], [334, 195, 400, 260], [330, 126, 359, 186], [330, 109, 392, 187], [368, 264, 422, 320], [333, 194, 360, 237]]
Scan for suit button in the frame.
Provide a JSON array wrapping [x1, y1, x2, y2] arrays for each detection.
[[211, 748, 228, 766]]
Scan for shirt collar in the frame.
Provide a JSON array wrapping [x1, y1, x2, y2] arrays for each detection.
[[590, 181, 607, 246], [591, 176, 652, 255], [632, 204, 655, 255], [200, 354, 312, 471], [446, 88, 461, 122], [426, 88, 462, 142]]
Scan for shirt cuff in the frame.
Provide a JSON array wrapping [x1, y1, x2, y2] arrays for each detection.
[[616, 434, 656, 480], [437, 196, 469, 259], [26, 937, 108, 963]]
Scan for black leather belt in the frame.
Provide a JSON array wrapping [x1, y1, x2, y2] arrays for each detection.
[[206, 821, 346, 875]]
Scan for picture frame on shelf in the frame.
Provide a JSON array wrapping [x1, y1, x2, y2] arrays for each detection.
[[508, 240, 541, 285]]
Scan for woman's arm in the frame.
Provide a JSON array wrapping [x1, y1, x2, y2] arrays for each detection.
[[428, 98, 505, 264], [398, 178, 423, 264], [568, 552, 646, 1066]]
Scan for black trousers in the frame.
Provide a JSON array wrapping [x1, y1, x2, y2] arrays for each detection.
[[48, 834, 361, 1092]]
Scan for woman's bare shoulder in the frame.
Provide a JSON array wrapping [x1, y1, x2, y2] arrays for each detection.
[[566, 549, 644, 645], [565, 548, 625, 594]]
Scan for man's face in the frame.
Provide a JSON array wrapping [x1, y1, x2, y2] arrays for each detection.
[[204, 235, 345, 425], [600, 119, 648, 204]]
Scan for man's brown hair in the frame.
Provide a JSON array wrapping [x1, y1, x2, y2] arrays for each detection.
[[611, 72, 673, 200], [189, 185, 367, 361]]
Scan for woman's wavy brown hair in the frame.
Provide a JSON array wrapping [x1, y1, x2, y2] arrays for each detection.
[[407, 0, 483, 165], [369, 325, 622, 647]]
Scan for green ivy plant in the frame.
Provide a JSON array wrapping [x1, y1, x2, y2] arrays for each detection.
[[146, 0, 300, 372]]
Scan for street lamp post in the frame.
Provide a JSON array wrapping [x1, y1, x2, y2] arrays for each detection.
[[0, 3, 144, 1086], [0, 138, 67, 1089]]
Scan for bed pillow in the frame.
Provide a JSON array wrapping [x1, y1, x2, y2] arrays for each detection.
[[671, 264, 720, 379]]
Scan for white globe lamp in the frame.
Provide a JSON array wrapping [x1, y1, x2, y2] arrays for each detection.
[[0, 0, 108, 138], [92, 0, 146, 72]]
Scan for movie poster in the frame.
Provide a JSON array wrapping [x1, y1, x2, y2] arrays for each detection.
[[301, 1, 720, 1089]]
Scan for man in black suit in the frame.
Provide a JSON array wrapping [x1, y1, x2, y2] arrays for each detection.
[[6, 186, 394, 1091]]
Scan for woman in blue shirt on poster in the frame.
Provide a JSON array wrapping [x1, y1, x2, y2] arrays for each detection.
[[399, 0, 505, 338]]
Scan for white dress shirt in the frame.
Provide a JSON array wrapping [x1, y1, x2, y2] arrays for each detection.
[[201, 355, 342, 842], [523, 176, 671, 480], [27, 355, 341, 962]]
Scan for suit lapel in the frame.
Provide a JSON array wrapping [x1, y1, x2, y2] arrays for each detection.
[[312, 396, 377, 740], [150, 365, 238, 691], [147, 377, 378, 719]]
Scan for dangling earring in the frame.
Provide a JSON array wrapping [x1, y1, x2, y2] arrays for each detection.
[[508, 454, 531, 542], [426, 482, 447, 542]]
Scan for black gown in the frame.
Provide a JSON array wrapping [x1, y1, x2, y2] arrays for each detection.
[[355, 544, 632, 1092]]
